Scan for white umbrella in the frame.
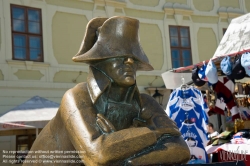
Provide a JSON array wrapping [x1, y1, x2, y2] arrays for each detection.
[[0, 96, 59, 136], [213, 13, 250, 59]]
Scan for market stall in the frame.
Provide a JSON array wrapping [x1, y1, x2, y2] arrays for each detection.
[[206, 143, 250, 165], [163, 12, 250, 165], [0, 96, 59, 136]]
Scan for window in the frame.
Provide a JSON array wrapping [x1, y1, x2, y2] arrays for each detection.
[[169, 26, 192, 68], [11, 5, 43, 61], [16, 135, 36, 163]]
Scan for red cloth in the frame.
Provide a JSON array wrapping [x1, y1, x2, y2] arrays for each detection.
[[217, 149, 250, 165], [211, 80, 240, 121]]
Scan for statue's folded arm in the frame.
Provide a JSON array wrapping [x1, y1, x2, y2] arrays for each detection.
[[59, 86, 157, 165]]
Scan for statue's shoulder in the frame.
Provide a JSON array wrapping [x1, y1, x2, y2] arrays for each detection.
[[139, 93, 156, 104], [139, 93, 165, 115], [62, 82, 90, 103], [71, 82, 88, 92], [66, 82, 88, 94], [58, 82, 95, 116]]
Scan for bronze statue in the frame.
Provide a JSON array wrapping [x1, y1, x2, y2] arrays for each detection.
[[23, 16, 190, 166]]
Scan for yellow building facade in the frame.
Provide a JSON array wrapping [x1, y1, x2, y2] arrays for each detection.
[[0, 0, 249, 164]]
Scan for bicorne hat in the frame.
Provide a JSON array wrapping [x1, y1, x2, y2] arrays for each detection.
[[72, 16, 154, 71]]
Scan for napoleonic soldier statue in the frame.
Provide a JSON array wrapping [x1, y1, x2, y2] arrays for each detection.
[[24, 16, 190, 166]]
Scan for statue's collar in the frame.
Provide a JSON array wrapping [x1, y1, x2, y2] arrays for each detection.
[[87, 66, 141, 106]]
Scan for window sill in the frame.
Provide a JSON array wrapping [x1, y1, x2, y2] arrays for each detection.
[[6, 60, 50, 69]]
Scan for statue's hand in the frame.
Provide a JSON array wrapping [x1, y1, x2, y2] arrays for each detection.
[[96, 113, 116, 134], [124, 135, 190, 166]]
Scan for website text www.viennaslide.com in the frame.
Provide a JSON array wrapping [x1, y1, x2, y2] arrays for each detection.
[[2, 150, 84, 164]]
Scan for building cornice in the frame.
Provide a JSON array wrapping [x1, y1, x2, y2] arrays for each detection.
[[94, 0, 126, 8], [6, 60, 50, 70], [163, 2, 193, 16]]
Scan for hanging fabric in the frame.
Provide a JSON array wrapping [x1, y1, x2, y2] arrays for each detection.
[[181, 123, 209, 164], [210, 77, 236, 116], [166, 86, 209, 131], [165, 81, 209, 164], [211, 78, 240, 120]]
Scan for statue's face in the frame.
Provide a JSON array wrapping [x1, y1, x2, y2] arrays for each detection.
[[94, 57, 137, 87]]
